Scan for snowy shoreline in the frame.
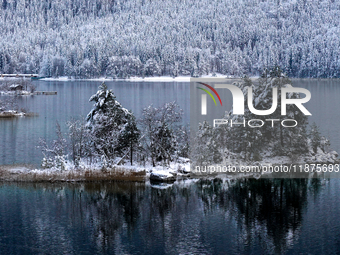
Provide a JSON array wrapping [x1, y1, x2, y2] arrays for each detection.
[[0, 163, 191, 183], [2, 75, 340, 84], [1, 155, 338, 183], [0, 75, 192, 83], [0, 164, 262, 183], [0, 73, 236, 83]]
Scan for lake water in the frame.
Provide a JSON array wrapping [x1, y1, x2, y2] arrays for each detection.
[[0, 178, 339, 254], [1, 79, 340, 166], [0, 81, 190, 166], [1, 79, 340, 254]]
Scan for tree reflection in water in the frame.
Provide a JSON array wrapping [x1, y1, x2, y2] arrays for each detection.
[[196, 179, 312, 254], [0, 178, 325, 254]]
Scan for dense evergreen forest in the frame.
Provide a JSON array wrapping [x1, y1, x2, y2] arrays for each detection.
[[1, 0, 340, 78]]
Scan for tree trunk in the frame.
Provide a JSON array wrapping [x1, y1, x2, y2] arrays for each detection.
[[130, 140, 133, 165]]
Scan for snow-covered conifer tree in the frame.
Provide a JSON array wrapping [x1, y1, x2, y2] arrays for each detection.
[[86, 82, 132, 163]]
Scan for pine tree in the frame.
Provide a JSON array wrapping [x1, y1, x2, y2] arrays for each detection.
[[86, 82, 132, 163]]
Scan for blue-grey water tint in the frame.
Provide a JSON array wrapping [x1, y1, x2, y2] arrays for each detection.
[[1, 80, 340, 254], [0, 81, 190, 166], [1, 79, 340, 166], [293, 79, 340, 154], [0, 179, 339, 254]]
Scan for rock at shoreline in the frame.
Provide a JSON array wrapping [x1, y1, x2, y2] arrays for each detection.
[[150, 171, 176, 182]]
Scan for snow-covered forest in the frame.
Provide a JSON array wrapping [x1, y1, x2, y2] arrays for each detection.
[[1, 0, 340, 78]]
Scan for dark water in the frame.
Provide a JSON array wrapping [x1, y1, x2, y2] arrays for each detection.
[[0, 178, 339, 254], [0, 81, 190, 166]]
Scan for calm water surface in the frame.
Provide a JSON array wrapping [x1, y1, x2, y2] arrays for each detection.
[[1, 80, 340, 254], [0, 179, 339, 254], [0, 81, 190, 166], [1, 79, 340, 166]]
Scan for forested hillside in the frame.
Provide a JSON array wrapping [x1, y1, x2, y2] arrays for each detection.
[[1, 0, 340, 78]]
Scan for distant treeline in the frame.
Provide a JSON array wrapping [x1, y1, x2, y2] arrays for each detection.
[[1, 0, 340, 78]]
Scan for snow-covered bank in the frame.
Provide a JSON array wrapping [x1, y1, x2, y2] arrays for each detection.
[[33, 73, 233, 82], [0, 90, 34, 96], [2, 153, 339, 183], [35, 76, 192, 82], [0, 161, 191, 182], [0, 110, 23, 118], [0, 165, 147, 182], [0, 90, 57, 96], [0, 110, 30, 118], [0, 163, 269, 183]]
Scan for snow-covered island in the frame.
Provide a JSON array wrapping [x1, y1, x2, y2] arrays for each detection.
[[0, 79, 47, 117], [0, 159, 191, 182], [191, 69, 339, 178], [0, 82, 190, 182], [0, 94, 28, 118], [1, 70, 338, 182], [0, 110, 26, 118]]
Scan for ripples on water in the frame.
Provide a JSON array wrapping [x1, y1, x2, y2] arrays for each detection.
[[0, 178, 339, 254]]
